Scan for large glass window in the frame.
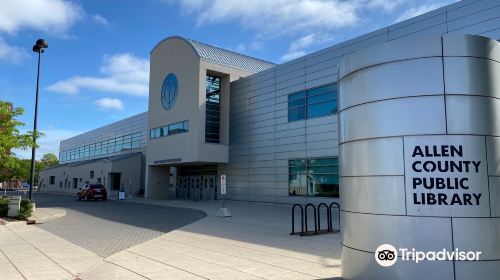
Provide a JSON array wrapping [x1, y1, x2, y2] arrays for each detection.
[[205, 75, 221, 143], [288, 157, 339, 197], [288, 159, 307, 195], [59, 132, 144, 163], [150, 120, 189, 139], [288, 83, 337, 122]]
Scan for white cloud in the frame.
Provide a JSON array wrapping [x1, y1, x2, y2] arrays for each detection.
[[13, 128, 82, 159], [249, 41, 263, 51], [0, 0, 83, 35], [94, 98, 124, 111], [289, 34, 316, 52], [366, 0, 409, 12], [396, 3, 446, 22], [235, 43, 246, 53], [91, 14, 111, 29], [47, 53, 149, 96], [281, 33, 334, 61], [281, 50, 306, 61], [0, 37, 28, 63], [169, 0, 410, 36]]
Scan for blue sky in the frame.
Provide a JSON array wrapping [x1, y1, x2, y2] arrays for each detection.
[[0, 0, 456, 159]]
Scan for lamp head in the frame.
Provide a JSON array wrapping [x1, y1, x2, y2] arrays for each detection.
[[35, 39, 48, 49], [33, 39, 48, 53]]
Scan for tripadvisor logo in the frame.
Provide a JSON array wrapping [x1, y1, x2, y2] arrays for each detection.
[[374, 244, 482, 267], [375, 244, 398, 267]]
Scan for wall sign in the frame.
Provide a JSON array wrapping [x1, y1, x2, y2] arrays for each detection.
[[7, 196, 21, 217], [153, 158, 181, 164], [404, 135, 490, 217]]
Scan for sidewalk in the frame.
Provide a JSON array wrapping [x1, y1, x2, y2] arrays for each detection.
[[1, 198, 342, 279], [31, 207, 67, 224], [0, 208, 101, 280], [81, 198, 342, 279]]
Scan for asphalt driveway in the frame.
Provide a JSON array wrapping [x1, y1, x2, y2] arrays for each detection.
[[32, 193, 206, 257]]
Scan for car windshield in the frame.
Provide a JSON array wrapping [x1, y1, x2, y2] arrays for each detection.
[[89, 185, 104, 189]]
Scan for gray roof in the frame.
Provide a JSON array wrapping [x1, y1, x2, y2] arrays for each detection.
[[154, 36, 276, 73]]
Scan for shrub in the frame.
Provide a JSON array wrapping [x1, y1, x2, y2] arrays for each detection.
[[0, 197, 8, 217], [18, 199, 33, 220]]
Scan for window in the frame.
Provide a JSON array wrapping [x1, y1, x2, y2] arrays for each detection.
[[288, 157, 339, 197], [97, 178, 101, 183], [288, 92, 306, 122], [168, 121, 184, 135], [288, 83, 337, 122], [49, 176, 55, 185], [150, 120, 189, 139], [90, 171, 94, 179], [288, 159, 307, 195], [161, 73, 178, 111], [205, 75, 221, 143], [59, 132, 144, 163]]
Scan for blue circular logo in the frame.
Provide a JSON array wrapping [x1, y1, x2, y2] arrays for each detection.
[[161, 73, 178, 111]]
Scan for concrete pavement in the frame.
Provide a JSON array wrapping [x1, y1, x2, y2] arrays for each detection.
[[0, 207, 100, 280], [81, 199, 342, 279], [33, 193, 206, 257], [1, 195, 342, 279]]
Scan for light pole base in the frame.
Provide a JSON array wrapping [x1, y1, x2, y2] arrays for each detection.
[[216, 208, 232, 218]]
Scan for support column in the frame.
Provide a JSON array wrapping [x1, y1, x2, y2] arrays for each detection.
[[145, 165, 170, 199], [338, 34, 500, 280]]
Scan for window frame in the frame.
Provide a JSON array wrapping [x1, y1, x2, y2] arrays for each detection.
[[287, 83, 337, 122], [288, 156, 339, 197]]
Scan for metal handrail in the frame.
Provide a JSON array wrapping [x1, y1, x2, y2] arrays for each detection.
[[291, 204, 304, 235]]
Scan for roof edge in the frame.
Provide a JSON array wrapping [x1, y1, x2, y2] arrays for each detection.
[[150, 36, 201, 59]]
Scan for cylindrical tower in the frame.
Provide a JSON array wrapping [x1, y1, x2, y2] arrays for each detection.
[[338, 34, 499, 280]]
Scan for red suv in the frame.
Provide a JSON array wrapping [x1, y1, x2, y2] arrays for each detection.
[[77, 184, 107, 201]]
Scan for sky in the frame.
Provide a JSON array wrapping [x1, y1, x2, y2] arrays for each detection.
[[0, 0, 456, 159]]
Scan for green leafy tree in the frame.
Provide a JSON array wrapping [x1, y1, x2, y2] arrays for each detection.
[[35, 153, 59, 185], [39, 153, 59, 168], [0, 100, 37, 182]]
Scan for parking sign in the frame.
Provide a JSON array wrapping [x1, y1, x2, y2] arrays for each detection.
[[220, 175, 226, 195]]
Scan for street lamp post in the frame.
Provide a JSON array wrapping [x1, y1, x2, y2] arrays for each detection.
[[28, 39, 48, 201]]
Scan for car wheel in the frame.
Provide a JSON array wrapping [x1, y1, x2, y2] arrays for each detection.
[[86, 195, 91, 201], [102, 196, 107, 201], [77, 195, 82, 201]]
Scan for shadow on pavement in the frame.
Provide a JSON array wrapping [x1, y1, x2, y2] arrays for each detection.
[[32, 192, 206, 257]]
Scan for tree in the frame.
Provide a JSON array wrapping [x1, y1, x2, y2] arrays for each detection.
[[35, 153, 59, 185], [40, 153, 59, 168], [0, 100, 37, 182]]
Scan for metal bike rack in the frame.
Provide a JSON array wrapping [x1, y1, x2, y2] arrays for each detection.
[[290, 204, 304, 235], [291, 202, 341, 237], [302, 203, 317, 236], [317, 202, 331, 233], [329, 202, 341, 232]]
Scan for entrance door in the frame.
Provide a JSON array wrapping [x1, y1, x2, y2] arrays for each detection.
[[109, 173, 121, 191], [177, 177, 189, 199], [206, 176, 218, 201], [183, 177, 188, 198], [175, 177, 182, 198], [73, 178, 78, 189], [189, 176, 201, 201], [176, 166, 218, 200], [202, 177, 209, 201]]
